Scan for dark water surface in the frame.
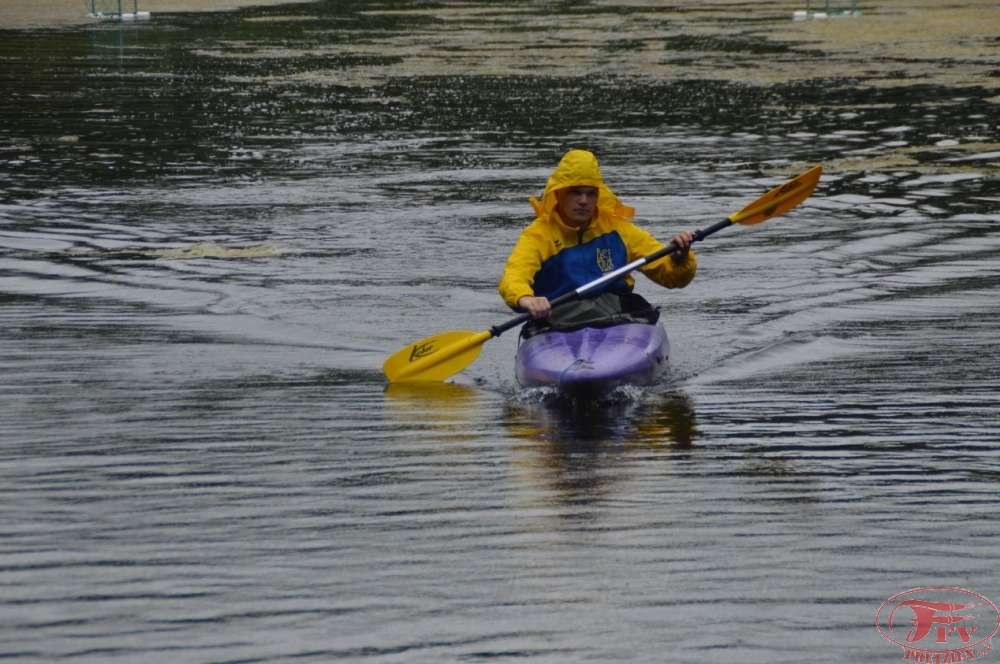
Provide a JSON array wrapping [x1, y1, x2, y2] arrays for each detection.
[[2, 2, 999, 662]]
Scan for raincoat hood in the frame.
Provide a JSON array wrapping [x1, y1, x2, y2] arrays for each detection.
[[529, 149, 635, 221]]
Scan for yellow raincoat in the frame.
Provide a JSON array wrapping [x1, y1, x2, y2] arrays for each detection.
[[498, 149, 696, 310]]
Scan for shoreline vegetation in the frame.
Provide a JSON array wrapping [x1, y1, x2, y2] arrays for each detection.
[[3, 0, 996, 99], [0, 0, 316, 29]]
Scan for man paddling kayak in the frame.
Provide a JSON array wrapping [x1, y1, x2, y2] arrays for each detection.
[[499, 149, 698, 331], [384, 160, 820, 384]]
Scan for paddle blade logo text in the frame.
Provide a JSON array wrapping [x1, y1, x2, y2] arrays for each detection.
[[777, 177, 803, 196], [408, 340, 441, 363], [876, 587, 1000, 662]]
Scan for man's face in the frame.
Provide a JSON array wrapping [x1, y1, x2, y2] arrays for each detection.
[[557, 186, 598, 228]]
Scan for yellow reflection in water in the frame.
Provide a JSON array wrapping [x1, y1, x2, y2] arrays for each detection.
[[382, 381, 489, 446]]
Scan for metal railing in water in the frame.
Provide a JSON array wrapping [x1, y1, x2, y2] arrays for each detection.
[[794, 0, 861, 20], [86, 0, 148, 20]]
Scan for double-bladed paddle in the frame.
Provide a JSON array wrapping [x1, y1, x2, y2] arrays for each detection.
[[383, 164, 823, 383]]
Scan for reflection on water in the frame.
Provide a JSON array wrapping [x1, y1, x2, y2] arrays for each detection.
[[505, 388, 698, 449], [382, 381, 489, 440], [501, 390, 699, 508], [1, 1, 999, 662], [634, 391, 699, 449]]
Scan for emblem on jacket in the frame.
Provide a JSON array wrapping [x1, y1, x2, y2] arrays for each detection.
[[596, 247, 615, 273]]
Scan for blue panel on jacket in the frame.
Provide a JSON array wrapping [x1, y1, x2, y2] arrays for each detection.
[[532, 231, 631, 301]]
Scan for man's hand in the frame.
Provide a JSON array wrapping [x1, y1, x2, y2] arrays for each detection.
[[669, 230, 697, 263], [517, 295, 552, 320]]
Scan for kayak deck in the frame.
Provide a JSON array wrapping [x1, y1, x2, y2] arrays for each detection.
[[515, 322, 669, 396]]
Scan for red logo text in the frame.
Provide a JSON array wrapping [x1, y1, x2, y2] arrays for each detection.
[[877, 587, 1000, 663]]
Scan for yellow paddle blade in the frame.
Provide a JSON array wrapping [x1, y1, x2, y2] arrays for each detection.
[[382, 329, 493, 383], [729, 165, 822, 226]]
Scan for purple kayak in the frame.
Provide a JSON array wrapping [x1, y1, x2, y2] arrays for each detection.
[[515, 322, 669, 395]]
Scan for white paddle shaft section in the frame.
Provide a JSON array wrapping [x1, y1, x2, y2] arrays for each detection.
[[574, 217, 735, 299]]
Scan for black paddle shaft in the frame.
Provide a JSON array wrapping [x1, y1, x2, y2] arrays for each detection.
[[489, 218, 734, 338]]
